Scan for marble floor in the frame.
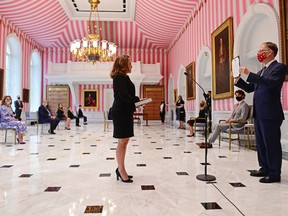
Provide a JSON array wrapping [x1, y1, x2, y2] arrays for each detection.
[[1, 121, 288, 216]]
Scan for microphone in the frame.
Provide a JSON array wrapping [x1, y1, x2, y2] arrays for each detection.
[[184, 72, 207, 98]]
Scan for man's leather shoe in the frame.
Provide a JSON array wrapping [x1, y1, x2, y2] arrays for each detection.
[[48, 129, 56, 135], [250, 170, 267, 177], [259, 176, 281, 183], [196, 142, 213, 148]]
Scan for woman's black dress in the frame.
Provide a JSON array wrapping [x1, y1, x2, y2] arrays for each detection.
[[187, 108, 206, 126], [176, 99, 185, 121], [112, 74, 139, 138]]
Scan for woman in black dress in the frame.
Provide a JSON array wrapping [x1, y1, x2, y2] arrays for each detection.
[[110, 55, 139, 183], [186, 100, 206, 137], [175, 95, 185, 129], [56, 103, 71, 130]]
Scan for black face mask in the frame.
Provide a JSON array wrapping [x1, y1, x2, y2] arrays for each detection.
[[235, 96, 243, 102]]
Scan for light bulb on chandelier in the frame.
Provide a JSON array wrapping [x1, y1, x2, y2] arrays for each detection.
[[70, 0, 117, 64]]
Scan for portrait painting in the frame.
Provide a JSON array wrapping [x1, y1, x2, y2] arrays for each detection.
[[0, 69, 3, 99], [173, 89, 178, 103], [83, 89, 98, 108], [186, 62, 196, 100], [211, 17, 234, 99], [280, 0, 288, 80]]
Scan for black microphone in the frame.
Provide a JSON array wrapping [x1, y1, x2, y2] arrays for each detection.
[[184, 72, 207, 98]]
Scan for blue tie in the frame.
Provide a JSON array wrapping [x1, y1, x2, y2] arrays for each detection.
[[260, 66, 267, 76]]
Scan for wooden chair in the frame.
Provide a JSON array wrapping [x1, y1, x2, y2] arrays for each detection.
[[103, 111, 112, 132], [218, 105, 253, 150]]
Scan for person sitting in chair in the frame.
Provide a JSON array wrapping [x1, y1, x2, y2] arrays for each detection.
[[77, 105, 87, 125], [67, 106, 81, 127], [38, 99, 60, 134], [0, 95, 27, 144], [56, 103, 71, 130], [199, 90, 249, 147], [186, 100, 206, 137]]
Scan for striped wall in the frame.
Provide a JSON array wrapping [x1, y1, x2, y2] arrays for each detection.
[[167, 0, 286, 112], [0, 16, 43, 109], [43, 47, 167, 112]]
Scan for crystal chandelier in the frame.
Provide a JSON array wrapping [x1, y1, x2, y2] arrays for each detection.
[[70, 0, 117, 64]]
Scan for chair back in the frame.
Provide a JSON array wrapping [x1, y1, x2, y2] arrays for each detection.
[[246, 105, 253, 124]]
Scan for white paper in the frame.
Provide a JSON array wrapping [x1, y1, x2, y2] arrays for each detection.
[[232, 56, 240, 78], [135, 98, 152, 107]]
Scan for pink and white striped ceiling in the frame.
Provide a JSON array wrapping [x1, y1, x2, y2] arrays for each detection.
[[0, 0, 200, 49]]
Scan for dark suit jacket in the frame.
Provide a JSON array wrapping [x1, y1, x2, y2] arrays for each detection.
[[77, 109, 85, 117], [67, 110, 77, 119], [235, 60, 286, 120], [38, 105, 52, 123], [112, 74, 139, 113], [14, 100, 23, 110]]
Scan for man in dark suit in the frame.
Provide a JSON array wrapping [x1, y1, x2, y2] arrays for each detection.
[[67, 106, 81, 127], [235, 42, 286, 183], [14, 95, 23, 120], [77, 105, 87, 125], [38, 99, 60, 134]]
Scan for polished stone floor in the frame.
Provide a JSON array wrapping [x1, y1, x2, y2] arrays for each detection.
[[1, 122, 288, 216]]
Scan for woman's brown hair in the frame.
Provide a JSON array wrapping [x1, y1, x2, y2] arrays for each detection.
[[1, 95, 12, 105], [110, 55, 130, 78]]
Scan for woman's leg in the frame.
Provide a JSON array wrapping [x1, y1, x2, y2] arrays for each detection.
[[116, 138, 130, 179], [18, 134, 23, 142], [66, 118, 71, 128]]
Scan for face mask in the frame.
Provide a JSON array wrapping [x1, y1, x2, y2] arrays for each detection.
[[178, 97, 181, 100], [17, 97, 20, 100], [257, 52, 268, 62], [235, 96, 242, 102]]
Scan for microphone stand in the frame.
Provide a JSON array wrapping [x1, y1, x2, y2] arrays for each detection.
[[184, 72, 216, 182]]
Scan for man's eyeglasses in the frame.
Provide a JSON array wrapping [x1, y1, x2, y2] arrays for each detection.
[[257, 49, 270, 53]]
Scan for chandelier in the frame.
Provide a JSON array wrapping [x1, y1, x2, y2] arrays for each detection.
[[70, 0, 117, 64]]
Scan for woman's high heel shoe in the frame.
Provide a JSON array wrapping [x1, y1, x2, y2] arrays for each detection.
[[115, 168, 133, 183], [115, 168, 133, 178]]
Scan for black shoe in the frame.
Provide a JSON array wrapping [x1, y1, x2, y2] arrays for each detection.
[[250, 170, 267, 177], [76, 125, 81, 127], [115, 168, 133, 183], [48, 129, 56, 134], [259, 176, 281, 183], [65, 127, 71, 130], [84, 122, 87, 125]]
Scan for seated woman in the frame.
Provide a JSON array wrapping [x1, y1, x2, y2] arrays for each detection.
[[186, 100, 206, 137], [56, 103, 71, 130], [0, 96, 27, 144]]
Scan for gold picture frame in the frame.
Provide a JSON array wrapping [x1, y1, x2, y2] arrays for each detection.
[[83, 89, 98, 108], [186, 62, 196, 100], [173, 89, 178, 103], [211, 17, 234, 99], [280, 0, 288, 80]]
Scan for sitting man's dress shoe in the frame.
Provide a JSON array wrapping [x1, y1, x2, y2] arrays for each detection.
[[259, 176, 281, 183], [250, 170, 267, 177], [48, 129, 56, 135], [196, 142, 213, 148]]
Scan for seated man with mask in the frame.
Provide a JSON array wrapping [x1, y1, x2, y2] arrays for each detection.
[[38, 99, 60, 134], [198, 90, 250, 148]]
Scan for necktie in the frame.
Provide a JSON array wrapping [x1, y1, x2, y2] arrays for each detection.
[[260, 66, 267, 76]]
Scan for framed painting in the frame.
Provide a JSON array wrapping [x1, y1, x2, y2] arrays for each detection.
[[83, 89, 98, 108], [186, 62, 196, 100], [173, 89, 178, 103], [280, 0, 288, 80], [211, 17, 234, 99]]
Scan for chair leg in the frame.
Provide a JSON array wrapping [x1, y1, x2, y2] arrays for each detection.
[[14, 129, 17, 144], [229, 133, 231, 150], [4, 129, 7, 143]]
